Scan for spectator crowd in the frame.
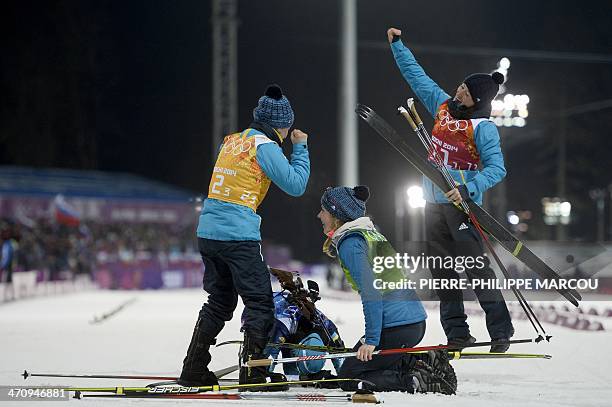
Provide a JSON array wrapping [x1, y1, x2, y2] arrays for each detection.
[[0, 218, 197, 281]]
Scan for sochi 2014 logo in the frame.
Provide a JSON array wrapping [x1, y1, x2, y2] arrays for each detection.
[[437, 109, 469, 132]]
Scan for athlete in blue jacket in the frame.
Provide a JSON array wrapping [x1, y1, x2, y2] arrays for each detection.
[[242, 289, 345, 381], [317, 185, 456, 395], [388, 28, 514, 352], [179, 85, 310, 389]]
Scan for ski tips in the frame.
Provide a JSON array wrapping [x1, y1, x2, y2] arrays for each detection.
[[355, 103, 370, 112], [571, 291, 582, 304], [355, 104, 374, 119], [561, 288, 580, 306], [215, 340, 241, 347]]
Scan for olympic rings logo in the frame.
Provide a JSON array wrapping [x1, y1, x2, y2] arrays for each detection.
[[222, 135, 253, 155], [438, 110, 469, 132]]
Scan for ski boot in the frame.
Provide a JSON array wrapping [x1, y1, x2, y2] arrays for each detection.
[[178, 320, 219, 387], [491, 327, 515, 353], [239, 332, 288, 392], [409, 350, 457, 395], [447, 334, 476, 351]]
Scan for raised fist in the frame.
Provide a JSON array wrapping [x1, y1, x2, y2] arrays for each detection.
[[387, 27, 402, 44], [291, 129, 308, 144]]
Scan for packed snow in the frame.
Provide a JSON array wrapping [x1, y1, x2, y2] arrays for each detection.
[[1, 288, 611, 406]]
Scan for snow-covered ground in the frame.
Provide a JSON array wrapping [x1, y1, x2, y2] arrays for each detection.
[[1, 289, 611, 406]]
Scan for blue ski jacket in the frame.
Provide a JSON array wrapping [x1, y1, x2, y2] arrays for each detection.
[[390, 39, 506, 205]]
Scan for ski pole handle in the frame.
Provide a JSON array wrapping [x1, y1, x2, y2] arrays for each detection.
[[398, 106, 418, 131], [245, 358, 273, 367], [407, 98, 423, 126], [352, 393, 381, 404]]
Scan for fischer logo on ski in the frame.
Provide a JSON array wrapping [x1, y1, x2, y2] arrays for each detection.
[[148, 386, 200, 394]]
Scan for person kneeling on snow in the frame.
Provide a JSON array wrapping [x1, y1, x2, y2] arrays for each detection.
[[318, 185, 457, 394]]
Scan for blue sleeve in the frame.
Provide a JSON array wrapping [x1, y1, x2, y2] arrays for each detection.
[[390, 39, 450, 118], [338, 235, 383, 347], [256, 141, 310, 197], [465, 121, 507, 197]]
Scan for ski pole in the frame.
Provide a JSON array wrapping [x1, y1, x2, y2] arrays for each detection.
[[22, 364, 238, 382], [217, 340, 351, 353], [447, 351, 551, 360], [22, 371, 178, 381], [245, 338, 534, 367], [79, 391, 382, 403]]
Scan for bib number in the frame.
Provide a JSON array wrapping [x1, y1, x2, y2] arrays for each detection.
[[240, 191, 257, 206], [211, 175, 230, 196]]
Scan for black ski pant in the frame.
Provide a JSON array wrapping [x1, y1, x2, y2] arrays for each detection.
[[338, 321, 426, 392], [425, 203, 514, 340], [194, 238, 275, 341]]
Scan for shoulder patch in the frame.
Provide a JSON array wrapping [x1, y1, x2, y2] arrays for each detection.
[[470, 118, 491, 129], [252, 134, 276, 148]]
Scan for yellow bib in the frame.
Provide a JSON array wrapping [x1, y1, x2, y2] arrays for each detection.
[[207, 129, 275, 211]]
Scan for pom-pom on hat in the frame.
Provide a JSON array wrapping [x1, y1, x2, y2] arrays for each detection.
[[464, 72, 505, 107], [252, 84, 295, 129], [321, 185, 370, 222]]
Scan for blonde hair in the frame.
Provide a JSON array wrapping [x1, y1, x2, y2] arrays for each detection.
[[322, 217, 345, 258]]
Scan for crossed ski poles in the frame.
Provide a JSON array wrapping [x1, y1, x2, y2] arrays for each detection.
[[398, 99, 549, 342], [243, 338, 534, 367]]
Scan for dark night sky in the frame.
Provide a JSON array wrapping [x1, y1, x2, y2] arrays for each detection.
[[2, 0, 612, 261]]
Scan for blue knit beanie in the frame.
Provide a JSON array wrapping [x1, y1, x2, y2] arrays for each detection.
[[252, 84, 295, 129], [321, 185, 370, 222]]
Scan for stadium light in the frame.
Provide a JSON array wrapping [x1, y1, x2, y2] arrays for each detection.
[[542, 198, 572, 225], [499, 57, 511, 70], [490, 60, 529, 128], [507, 211, 520, 225], [406, 185, 426, 209]]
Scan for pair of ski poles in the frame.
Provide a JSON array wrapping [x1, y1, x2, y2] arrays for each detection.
[[397, 99, 549, 342], [244, 338, 547, 368]]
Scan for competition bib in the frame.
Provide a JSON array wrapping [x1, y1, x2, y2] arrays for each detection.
[[430, 101, 487, 171], [207, 129, 275, 211]]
